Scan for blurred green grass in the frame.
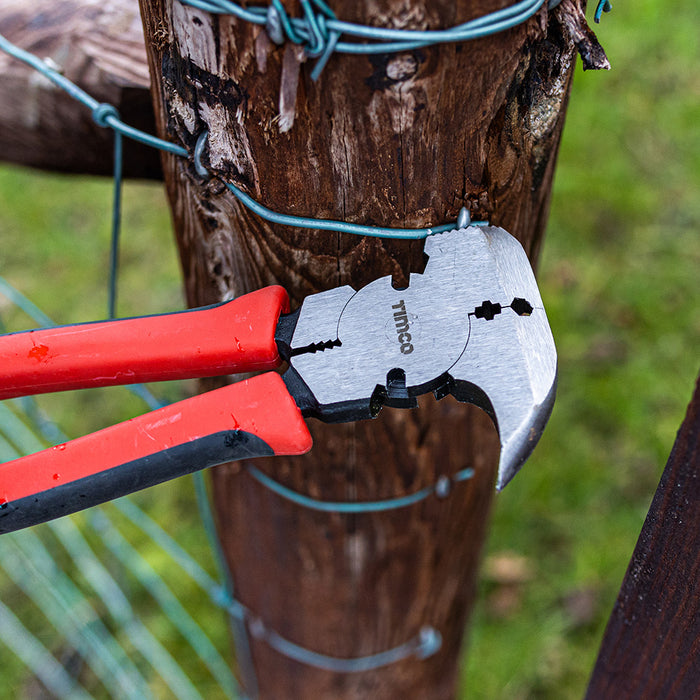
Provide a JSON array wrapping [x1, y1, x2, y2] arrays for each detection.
[[0, 176, 232, 697], [0, 0, 698, 696], [464, 0, 700, 697]]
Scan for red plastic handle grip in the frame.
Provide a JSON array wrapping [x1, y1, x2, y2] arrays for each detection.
[[0, 372, 312, 533], [0, 286, 289, 400]]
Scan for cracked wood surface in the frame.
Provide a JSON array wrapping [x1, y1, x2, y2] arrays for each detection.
[[138, 1, 587, 697]]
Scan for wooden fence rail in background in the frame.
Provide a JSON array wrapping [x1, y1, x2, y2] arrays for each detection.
[[0, 0, 160, 179]]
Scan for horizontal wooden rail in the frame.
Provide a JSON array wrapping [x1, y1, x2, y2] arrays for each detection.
[[0, 0, 160, 179]]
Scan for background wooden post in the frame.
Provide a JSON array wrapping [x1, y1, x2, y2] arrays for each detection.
[[586, 372, 700, 698], [0, 0, 161, 178], [137, 1, 600, 696]]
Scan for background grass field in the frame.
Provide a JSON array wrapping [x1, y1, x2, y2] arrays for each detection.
[[1, 0, 698, 696]]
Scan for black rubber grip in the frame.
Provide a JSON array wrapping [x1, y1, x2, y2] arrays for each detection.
[[0, 430, 273, 534]]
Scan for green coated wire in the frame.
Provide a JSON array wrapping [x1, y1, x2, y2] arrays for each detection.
[[0, 284, 237, 692], [224, 182, 481, 238], [0, 401, 49, 455], [0, 598, 93, 700], [0, 29, 482, 240], [0, 34, 186, 157], [48, 518, 204, 700], [12, 395, 67, 445], [180, 0, 612, 79], [89, 511, 238, 696], [0, 0, 606, 674], [0, 0, 614, 243], [108, 125, 123, 319], [183, 0, 545, 50], [111, 497, 222, 595], [0, 405, 233, 695], [0, 534, 153, 698], [0, 417, 231, 696], [246, 464, 475, 513], [192, 472, 258, 698], [110, 494, 253, 696], [245, 620, 441, 672], [0, 275, 55, 327], [115, 473, 445, 673], [0, 433, 19, 462], [595, 0, 613, 22]]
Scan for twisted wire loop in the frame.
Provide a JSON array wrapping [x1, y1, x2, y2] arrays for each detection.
[[179, 0, 612, 78], [182, 0, 546, 80], [91, 103, 120, 128]]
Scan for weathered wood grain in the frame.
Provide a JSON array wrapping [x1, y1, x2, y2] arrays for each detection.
[[0, 0, 160, 178], [138, 1, 587, 696], [586, 373, 700, 699]]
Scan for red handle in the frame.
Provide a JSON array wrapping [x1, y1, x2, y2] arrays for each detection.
[[0, 372, 312, 533], [0, 286, 289, 400]]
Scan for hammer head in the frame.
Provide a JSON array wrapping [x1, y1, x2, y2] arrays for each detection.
[[287, 225, 557, 489]]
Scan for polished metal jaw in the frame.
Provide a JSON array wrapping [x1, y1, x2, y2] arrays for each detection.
[[284, 225, 557, 490]]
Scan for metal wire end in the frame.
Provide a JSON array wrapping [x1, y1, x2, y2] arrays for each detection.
[[434, 475, 452, 499], [415, 626, 442, 659], [594, 0, 613, 23], [265, 4, 285, 44], [194, 130, 212, 180], [457, 206, 471, 229]]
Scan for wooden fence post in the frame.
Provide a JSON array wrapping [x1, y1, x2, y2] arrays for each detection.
[[137, 1, 604, 696], [586, 372, 700, 698]]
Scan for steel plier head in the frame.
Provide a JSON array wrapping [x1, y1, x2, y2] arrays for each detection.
[[0, 225, 556, 533]]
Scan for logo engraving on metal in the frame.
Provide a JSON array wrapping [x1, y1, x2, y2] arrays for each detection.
[[391, 300, 414, 355]]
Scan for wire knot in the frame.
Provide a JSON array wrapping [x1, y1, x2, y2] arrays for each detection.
[[415, 626, 442, 659], [92, 103, 120, 128], [267, 0, 340, 79]]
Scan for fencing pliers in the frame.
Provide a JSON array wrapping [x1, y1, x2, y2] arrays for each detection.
[[0, 224, 557, 533]]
